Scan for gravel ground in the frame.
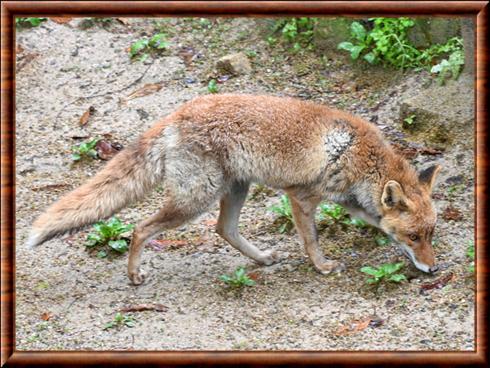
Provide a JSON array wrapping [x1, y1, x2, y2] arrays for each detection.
[[15, 18, 475, 351]]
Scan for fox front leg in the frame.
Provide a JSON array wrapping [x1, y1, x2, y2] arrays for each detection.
[[288, 193, 346, 275]]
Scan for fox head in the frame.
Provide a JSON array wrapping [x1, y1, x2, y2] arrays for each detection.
[[378, 164, 442, 274]]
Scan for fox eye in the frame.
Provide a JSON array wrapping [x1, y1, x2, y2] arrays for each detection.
[[409, 234, 419, 242]]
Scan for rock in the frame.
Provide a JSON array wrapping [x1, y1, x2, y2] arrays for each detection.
[[313, 18, 352, 53], [216, 52, 252, 76], [399, 73, 474, 149], [408, 18, 461, 49]]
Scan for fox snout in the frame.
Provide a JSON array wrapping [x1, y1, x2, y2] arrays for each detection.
[[398, 243, 438, 274]]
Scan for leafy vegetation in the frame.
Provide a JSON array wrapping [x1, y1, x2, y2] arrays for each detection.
[[360, 262, 407, 285], [269, 195, 294, 233], [403, 114, 416, 126], [207, 79, 219, 93], [129, 33, 169, 61], [16, 17, 47, 27], [467, 240, 475, 273], [270, 17, 317, 52], [338, 18, 464, 82], [85, 217, 134, 256], [220, 267, 256, 288], [317, 203, 367, 228], [103, 312, 136, 330], [71, 138, 99, 161]]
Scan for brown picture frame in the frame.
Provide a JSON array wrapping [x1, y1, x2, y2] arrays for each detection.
[[1, 1, 488, 367]]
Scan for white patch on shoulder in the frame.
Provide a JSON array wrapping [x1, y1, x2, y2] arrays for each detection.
[[324, 129, 352, 162]]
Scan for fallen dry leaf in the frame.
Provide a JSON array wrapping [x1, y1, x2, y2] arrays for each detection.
[[420, 272, 455, 293], [419, 147, 444, 155], [50, 17, 73, 24], [41, 312, 53, 321], [335, 317, 372, 336], [116, 18, 130, 25], [441, 206, 463, 222], [120, 304, 168, 313], [125, 83, 164, 101], [95, 140, 123, 160], [247, 272, 260, 281], [79, 106, 95, 126]]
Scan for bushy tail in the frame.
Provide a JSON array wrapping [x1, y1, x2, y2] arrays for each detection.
[[27, 143, 162, 248]]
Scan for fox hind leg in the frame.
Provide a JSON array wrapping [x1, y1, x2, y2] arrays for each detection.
[[217, 181, 281, 265]]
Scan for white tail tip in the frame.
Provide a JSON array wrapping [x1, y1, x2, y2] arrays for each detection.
[[26, 231, 42, 249]]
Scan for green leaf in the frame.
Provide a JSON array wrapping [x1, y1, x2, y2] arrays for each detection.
[[207, 79, 218, 93], [97, 250, 108, 258], [130, 39, 148, 58], [149, 33, 169, 49], [351, 22, 366, 41], [108, 239, 129, 253], [338, 41, 354, 52], [350, 45, 365, 60], [360, 266, 379, 276], [71, 153, 81, 161], [363, 52, 377, 64], [388, 274, 407, 283]]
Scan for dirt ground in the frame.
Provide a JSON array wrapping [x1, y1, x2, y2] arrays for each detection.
[[15, 18, 475, 350]]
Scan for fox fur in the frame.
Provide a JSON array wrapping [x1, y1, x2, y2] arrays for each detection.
[[28, 94, 441, 284]]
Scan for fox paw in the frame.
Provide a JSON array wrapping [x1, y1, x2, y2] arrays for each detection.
[[260, 250, 288, 266], [128, 269, 146, 285], [315, 260, 346, 275]]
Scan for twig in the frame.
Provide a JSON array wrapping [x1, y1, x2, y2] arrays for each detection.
[[55, 60, 155, 119]]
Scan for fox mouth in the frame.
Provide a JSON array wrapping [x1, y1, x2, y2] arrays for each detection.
[[396, 243, 431, 273]]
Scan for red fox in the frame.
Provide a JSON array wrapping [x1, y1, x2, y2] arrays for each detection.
[[28, 94, 441, 285]]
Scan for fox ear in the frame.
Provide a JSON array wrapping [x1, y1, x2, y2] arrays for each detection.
[[418, 164, 441, 193], [381, 180, 407, 210]]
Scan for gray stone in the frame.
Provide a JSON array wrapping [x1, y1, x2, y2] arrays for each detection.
[[216, 52, 252, 76], [408, 18, 461, 49], [313, 18, 352, 52], [399, 73, 474, 148]]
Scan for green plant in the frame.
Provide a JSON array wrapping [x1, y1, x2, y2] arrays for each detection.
[[403, 114, 416, 126], [375, 235, 392, 247], [338, 18, 464, 73], [16, 17, 47, 27], [318, 203, 347, 221], [103, 312, 136, 330], [129, 33, 169, 61], [269, 195, 294, 233], [360, 262, 407, 285], [71, 138, 99, 161], [338, 18, 420, 68], [431, 48, 465, 85], [270, 17, 317, 51], [467, 240, 475, 273], [85, 217, 134, 255], [207, 79, 218, 93], [220, 267, 256, 288]]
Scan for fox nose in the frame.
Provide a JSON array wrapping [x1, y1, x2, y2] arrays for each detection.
[[429, 265, 439, 274]]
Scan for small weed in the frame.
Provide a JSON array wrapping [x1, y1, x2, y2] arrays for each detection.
[[467, 240, 475, 273], [269, 195, 294, 233], [245, 50, 257, 58], [431, 47, 465, 85], [103, 312, 136, 330], [71, 138, 99, 161], [360, 262, 407, 285], [403, 114, 416, 126], [207, 79, 219, 93], [16, 17, 47, 27], [318, 203, 347, 222], [129, 33, 169, 62], [220, 267, 256, 288], [270, 17, 317, 52], [85, 217, 134, 255], [375, 235, 392, 247]]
